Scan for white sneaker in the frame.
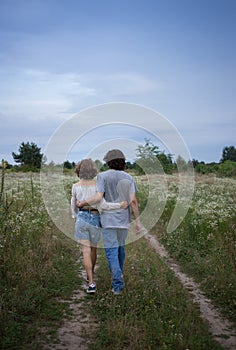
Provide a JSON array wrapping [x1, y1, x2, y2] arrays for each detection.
[[111, 288, 122, 295]]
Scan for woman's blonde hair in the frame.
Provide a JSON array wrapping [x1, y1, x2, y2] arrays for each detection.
[[75, 159, 98, 179]]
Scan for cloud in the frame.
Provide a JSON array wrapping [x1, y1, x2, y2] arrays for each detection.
[[102, 72, 158, 96], [77, 72, 159, 97], [0, 68, 159, 121], [0, 68, 159, 164], [0, 69, 97, 119]]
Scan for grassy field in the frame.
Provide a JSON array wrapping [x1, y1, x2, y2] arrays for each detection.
[[88, 239, 223, 350], [153, 174, 236, 324], [0, 171, 81, 349], [87, 174, 235, 349], [0, 170, 235, 349]]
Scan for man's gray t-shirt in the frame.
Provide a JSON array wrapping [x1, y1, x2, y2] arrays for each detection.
[[96, 169, 138, 229]]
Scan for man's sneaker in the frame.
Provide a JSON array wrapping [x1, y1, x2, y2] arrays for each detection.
[[86, 283, 96, 294], [111, 288, 122, 295]]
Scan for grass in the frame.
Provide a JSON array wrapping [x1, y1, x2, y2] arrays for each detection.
[[0, 171, 81, 349], [1, 235, 80, 348], [1, 171, 235, 349], [155, 175, 236, 324], [0, 224, 81, 349], [88, 238, 223, 350], [157, 217, 236, 323]]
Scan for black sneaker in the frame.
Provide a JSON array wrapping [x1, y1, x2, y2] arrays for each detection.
[[86, 283, 96, 294]]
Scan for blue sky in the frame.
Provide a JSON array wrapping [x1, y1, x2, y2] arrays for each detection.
[[0, 0, 235, 164]]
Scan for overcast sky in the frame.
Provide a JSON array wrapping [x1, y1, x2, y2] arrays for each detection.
[[0, 0, 235, 164]]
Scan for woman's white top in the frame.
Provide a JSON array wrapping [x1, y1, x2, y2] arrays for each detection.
[[71, 183, 121, 219]]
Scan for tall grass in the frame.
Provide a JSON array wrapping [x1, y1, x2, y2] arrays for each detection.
[[0, 171, 80, 349], [1, 171, 235, 349], [85, 174, 235, 349], [145, 174, 236, 324], [88, 239, 223, 350]]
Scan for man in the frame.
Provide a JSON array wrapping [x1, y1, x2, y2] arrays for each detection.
[[78, 149, 141, 295]]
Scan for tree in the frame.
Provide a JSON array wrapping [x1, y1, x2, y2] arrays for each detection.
[[135, 139, 173, 174], [94, 159, 103, 170], [12, 142, 43, 169], [220, 146, 236, 163], [218, 160, 236, 177], [63, 160, 74, 169], [175, 155, 188, 172], [192, 159, 200, 168]]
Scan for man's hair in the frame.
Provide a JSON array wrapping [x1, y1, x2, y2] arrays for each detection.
[[75, 159, 98, 179], [103, 149, 126, 170]]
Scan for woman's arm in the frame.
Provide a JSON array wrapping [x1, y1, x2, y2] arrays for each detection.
[[99, 198, 128, 210], [71, 185, 78, 220], [77, 192, 128, 210]]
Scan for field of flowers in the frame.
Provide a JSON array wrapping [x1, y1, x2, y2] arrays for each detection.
[[0, 170, 80, 349], [135, 173, 236, 323], [0, 169, 235, 349]]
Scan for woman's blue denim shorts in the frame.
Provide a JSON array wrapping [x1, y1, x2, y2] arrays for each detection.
[[74, 211, 101, 244]]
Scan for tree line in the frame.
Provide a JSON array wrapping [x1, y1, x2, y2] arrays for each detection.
[[1, 141, 236, 178]]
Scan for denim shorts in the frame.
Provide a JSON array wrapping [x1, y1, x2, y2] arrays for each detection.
[[74, 211, 101, 244]]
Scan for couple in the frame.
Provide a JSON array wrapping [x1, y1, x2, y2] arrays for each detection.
[[71, 149, 141, 295]]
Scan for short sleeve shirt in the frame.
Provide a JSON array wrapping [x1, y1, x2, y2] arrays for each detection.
[[96, 169, 138, 228], [71, 183, 121, 218]]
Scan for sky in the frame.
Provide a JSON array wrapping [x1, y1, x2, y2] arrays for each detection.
[[0, 0, 235, 165]]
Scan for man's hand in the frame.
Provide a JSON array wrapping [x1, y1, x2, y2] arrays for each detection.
[[120, 201, 128, 209], [135, 220, 141, 234], [76, 200, 84, 208]]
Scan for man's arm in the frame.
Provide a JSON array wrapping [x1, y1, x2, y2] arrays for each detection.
[[130, 193, 141, 233], [77, 192, 104, 207]]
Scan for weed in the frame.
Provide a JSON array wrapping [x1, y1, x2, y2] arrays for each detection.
[[0, 172, 80, 349], [152, 175, 236, 324], [89, 239, 223, 349]]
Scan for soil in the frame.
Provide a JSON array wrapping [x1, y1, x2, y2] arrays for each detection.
[[145, 233, 236, 350], [41, 235, 236, 350], [41, 266, 97, 350]]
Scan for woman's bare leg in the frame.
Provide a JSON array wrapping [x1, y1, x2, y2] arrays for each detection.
[[91, 246, 97, 274], [80, 240, 94, 285]]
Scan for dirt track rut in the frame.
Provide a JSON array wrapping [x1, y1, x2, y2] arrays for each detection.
[[42, 235, 236, 350], [145, 233, 236, 350]]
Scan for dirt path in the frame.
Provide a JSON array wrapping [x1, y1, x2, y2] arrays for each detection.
[[42, 264, 97, 350], [41, 234, 236, 350], [145, 233, 236, 350]]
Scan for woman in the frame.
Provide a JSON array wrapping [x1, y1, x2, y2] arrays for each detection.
[[71, 159, 127, 294]]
